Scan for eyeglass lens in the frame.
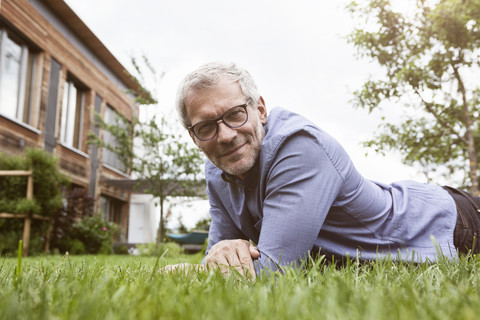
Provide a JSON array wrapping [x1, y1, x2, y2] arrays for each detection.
[[193, 105, 248, 140]]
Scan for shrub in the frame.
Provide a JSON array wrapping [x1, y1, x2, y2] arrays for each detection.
[[69, 239, 87, 255], [136, 242, 183, 257], [193, 217, 211, 231], [0, 148, 69, 256], [68, 214, 119, 255], [27, 148, 70, 216], [113, 244, 130, 255], [51, 187, 95, 254]]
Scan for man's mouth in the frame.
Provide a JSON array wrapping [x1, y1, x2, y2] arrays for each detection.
[[221, 143, 246, 157]]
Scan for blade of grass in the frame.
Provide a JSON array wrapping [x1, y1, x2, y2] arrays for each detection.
[[16, 240, 22, 280]]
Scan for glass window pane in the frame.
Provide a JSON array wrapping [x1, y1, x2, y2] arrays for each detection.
[[65, 84, 77, 146], [0, 30, 36, 125], [102, 106, 127, 172], [99, 196, 109, 221], [60, 82, 69, 143], [61, 80, 84, 149], [0, 36, 22, 118]]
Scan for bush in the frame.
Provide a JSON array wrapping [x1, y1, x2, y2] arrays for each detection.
[[0, 148, 70, 216], [69, 214, 119, 254], [193, 217, 211, 231], [114, 244, 130, 255], [51, 187, 95, 254], [67, 214, 119, 255], [0, 148, 69, 256], [58, 239, 86, 255], [136, 242, 183, 257]]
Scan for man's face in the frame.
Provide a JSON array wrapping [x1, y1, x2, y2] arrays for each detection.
[[185, 77, 267, 178]]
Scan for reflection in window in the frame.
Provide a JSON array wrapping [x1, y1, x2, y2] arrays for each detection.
[[102, 105, 127, 172], [61, 78, 85, 149], [0, 29, 36, 124]]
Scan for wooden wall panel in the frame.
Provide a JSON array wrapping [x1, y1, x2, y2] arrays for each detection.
[[0, 0, 138, 217], [1, 0, 136, 120]]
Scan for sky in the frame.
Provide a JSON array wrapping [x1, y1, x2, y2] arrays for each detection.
[[64, 0, 426, 228]]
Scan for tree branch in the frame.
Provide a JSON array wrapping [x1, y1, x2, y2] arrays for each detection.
[[413, 89, 466, 144]]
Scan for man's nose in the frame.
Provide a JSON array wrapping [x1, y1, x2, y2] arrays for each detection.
[[217, 121, 237, 142]]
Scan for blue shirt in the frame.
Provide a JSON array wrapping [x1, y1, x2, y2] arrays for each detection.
[[205, 107, 458, 273]]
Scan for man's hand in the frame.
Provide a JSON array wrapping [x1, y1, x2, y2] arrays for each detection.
[[203, 239, 260, 279]]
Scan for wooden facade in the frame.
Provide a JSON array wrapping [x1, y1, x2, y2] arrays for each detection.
[[0, 0, 141, 241]]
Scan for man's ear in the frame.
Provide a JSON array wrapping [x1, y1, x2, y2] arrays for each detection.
[[257, 96, 267, 125]]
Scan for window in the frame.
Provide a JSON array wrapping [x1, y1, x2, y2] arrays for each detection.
[[99, 195, 123, 225], [0, 28, 37, 124], [102, 105, 127, 172], [60, 77, 85, 149], [99, 194, 127, 241]]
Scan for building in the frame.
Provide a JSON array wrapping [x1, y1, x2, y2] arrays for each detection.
[[0, 0, 143, 241]]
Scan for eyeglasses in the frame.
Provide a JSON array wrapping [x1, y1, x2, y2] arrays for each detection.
[[188, 99, 252, 141]]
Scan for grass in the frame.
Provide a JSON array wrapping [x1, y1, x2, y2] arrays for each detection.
[[1, 252, 480, 320]]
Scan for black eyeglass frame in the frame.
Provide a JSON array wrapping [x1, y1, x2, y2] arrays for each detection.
[[188, 99, 253, 141]]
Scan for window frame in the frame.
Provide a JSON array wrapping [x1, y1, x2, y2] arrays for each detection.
[[102, 105, 128, 173], [0, 27, 38, 126], [60, 75, 86, 150]]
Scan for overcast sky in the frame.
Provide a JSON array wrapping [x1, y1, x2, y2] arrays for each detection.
[[64, 0, 427, 227], [63, 0, 427, 182]]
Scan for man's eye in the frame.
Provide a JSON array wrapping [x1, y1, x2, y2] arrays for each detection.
[[227, 109, 245, 120], [196, 122, 215, 134]]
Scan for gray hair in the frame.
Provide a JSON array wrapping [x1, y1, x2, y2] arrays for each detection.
[[175, 62, 260, 129]]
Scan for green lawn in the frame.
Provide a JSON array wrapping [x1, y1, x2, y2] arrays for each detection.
[[1, 252, 479, 320]]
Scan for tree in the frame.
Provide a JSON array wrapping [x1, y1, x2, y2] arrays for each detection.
[[347, 0, 480, 193], [90, 56, 205, 243], [132, 113, 205, 243], [0, 148, 70, 255]]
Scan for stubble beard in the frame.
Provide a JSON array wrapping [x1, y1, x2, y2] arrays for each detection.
[[211, 121, 265, 177]]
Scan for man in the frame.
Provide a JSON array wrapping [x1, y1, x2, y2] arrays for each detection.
[[172, 62, 480, 278]]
